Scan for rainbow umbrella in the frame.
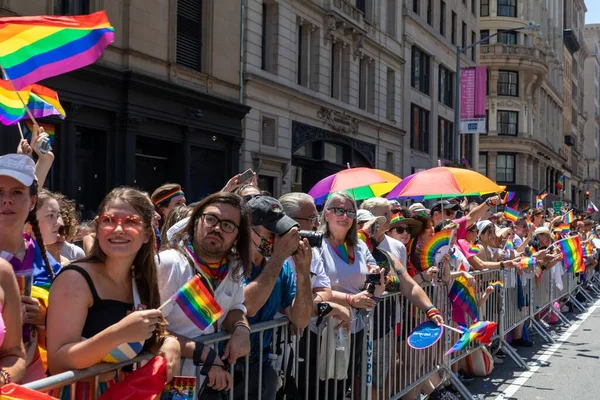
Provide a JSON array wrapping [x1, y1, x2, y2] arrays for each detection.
[[308, 168, 401, 205], [386, 167, 505, 200]]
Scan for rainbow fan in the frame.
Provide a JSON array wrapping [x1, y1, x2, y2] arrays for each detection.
[[420, 230, 452, 269]]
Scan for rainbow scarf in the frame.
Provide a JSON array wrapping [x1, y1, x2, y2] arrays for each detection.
[[489, 281, 504, 289], [0, 79, 30, 125], [186, 242, 229, 289], [171, 275, 223, 331], [420, 230, 452, 269], [503, 206, 519, 223], [0, 11, 114, 89], [333, 242, 355, 265], [557, 236, 584, 273], [564, 210, 575, 224], [153, 189, 184, 206], [448, 264, 478, 326]]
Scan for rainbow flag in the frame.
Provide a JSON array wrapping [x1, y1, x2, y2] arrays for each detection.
[[23, 121, 55, 146], [448, 265, 479, 326], [1, 382, 59, 399], [469, 243, 480, 255], [504, 236, 515, 251], [0, 11, 114, 89], [583, 241, 595, 258], [564, 210, 575, 224], [536, 193, 548, 209], [489, 281, 504, 289], [503, 206, 519, 222], [0, 79, 30, 125], [502, 191, 516, 205], [420, 230, 452, 269], [26, 84, 66, 119], [557, 236, 584, 273], [171, 275, 223, 330], [518, 257, 536, 270], [524, 246, 535, 257], [445, 321, 498, 355]]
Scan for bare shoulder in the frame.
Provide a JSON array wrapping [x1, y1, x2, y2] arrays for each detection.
[[51, 263, 95, 306]]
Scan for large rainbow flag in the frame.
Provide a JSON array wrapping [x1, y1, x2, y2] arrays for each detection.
[[557, 236, 584, 273], [171, 275, 223, 330], [448, 264, 478, 326], [0, 11, 114, 89], [0, 79, 30, 125]]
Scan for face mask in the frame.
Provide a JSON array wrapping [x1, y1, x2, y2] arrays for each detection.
[[254, 230, 274, 258]]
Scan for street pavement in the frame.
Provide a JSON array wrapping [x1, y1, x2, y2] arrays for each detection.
[[459, 293, 600, 399]]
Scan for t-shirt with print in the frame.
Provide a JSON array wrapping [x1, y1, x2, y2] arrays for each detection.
[[434, 244, 470, 271], [157, 249, 246, 376], [378, 235, 407, 267], [245, 259, 296, 363]]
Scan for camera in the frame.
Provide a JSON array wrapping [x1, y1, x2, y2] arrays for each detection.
[[366, 272, 381, 285], [299, 230, 323, 248]]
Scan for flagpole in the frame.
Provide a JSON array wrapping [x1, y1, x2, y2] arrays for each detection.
[[0, 64, 37, 124], [157, 297, 173, 312], [441, 323, 466, 335], [16, 122, 24, 139]]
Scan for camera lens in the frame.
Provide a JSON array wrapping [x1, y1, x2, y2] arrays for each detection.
[[299, 230, 323, 248]]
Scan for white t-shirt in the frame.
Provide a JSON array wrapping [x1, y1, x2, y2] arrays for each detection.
[[157, 249, 246, 376], [60, 241, 85, 262], [434, 244, 470, 271], [378, 235, 407, 267], [286, 247, 331, 289]]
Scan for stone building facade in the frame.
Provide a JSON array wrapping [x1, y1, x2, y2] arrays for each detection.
[[583, 24, 600, 207]]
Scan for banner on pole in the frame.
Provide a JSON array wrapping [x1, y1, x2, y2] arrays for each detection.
[[460, 66, 487, 134]]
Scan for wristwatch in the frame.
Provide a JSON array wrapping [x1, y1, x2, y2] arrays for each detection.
[[500, 261, 505, 269]]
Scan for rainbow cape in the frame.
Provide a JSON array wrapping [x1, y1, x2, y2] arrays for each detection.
[[420, 230, 452, 269], [557, 236, 584, 273], [489, 281, 504, 289], [564, 210, 575, 224], [503, 206, 519, 222], [0, 79, 30, 125], [26, 84, 66, 119], [171, 275, 223, 330], [448, 264, 478, 326], [0, 11, 114, 89]]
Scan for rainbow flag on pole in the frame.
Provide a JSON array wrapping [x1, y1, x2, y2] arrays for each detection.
[[501, 191, 515, 205], [489, 281, 504, 289], [564, 210, 575, 224], [0, 11, 114, 89], [557, 236, 584, 273], [171, 275, 223, 330], [26, 84, 66, 119], [503, 206, 519, 222], [0, 79, 30, 125], [583, 241, 595, 258], [448, 264, 479, 326]]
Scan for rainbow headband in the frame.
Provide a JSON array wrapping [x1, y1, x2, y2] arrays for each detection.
[[153, 189, 184, 206]]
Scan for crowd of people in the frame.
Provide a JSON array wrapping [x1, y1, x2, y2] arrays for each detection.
[[0, 126, 598, 400]]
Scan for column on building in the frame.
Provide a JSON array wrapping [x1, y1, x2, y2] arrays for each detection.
[[431, 57, 440, 166], [488, 152, 497, 182]]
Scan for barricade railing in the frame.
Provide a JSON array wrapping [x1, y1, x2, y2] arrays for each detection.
[[22, 265, 599, 400]]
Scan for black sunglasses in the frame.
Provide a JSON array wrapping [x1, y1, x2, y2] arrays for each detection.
[[392, 226, 411, 234]]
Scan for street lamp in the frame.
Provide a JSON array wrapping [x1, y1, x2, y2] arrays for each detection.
[[453, 22, 541, 163]]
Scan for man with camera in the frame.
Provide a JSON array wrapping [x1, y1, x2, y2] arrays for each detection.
[[242, 196, 314, 400]]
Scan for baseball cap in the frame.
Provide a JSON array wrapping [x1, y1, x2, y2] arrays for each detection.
[[431, 200, 460, 213], [247, 196, 299, 234], [356, 209, 386, 225], [0, 154, 36, 186]]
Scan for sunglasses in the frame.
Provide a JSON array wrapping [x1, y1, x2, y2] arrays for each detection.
[[392, 226, 411, 234], [98, 214, 145, 232], [243, 194, 261, 202], [328, 207, 356, 219]]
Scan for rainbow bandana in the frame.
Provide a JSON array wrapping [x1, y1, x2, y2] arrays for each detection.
[[153, 189, 184, 206]]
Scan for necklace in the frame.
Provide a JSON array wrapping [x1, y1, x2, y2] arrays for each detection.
[[185, 242, 230, 288]]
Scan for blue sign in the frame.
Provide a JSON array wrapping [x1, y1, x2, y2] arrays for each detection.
[[407, 321, 444, 350]]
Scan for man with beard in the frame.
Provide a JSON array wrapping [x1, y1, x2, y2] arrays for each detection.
[[158, 192, 252, 393]]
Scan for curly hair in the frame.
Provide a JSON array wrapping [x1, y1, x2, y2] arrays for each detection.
[[37, 189, 79, 243]]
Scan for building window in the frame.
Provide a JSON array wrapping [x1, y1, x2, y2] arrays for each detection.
[[471, 0, 476, 16], [471, 31, 476, 61], [438, 65, 454, 108], [451, 12, 457, 44], [462, 22, 467, 49], [331, 42, 342, 99], [480, 0, 489, 17], [359, 58, 376, 112], [387, 68, 396, 120], [413, 0, 420, 14], [427, 0, 433, 25], [440, 1, 446, 37], [497, 30, 517, 45], [297, 22, 320, 89], [438, 118, 454, 160], [261, 2, 277, 72], [387, 0, 396, 36], [411, 46, 430, 95], [261, 115, 277, 147], [176, 0, 204, 72], [497, 0, 517, 18], [386, 151, 395, 173], [480, 29, 490, 44], [498, 70, 519, 96], [479, 152, 488, 176], [411, 104, 430, 153], [497, 110, 518, 135], [324, 142, 344, 164], [54, 0, 89, 14], [356, 0, 374, 22], [496, 153, 516, 183]]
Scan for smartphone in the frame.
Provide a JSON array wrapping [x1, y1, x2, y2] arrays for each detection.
[[237, 168, 254, 185]]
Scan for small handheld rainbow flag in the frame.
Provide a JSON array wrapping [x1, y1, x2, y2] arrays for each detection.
[[420, 230, 452, 269], [518, 257, 536, 270], [524, 245, 536, 257], [557, 236, 584, 273], [448, 266, 479, 325], [582, 241, 595, 258], [469, 243, 480, 255], [445, 321, 498, 355], [489, 281, 504, 288], [501, 191, 515, 205], [25, 84, 66, 119], [564, 210, 575, 224], [536, 193, 548, 209], [503, 206, 519, 223], [169, 275, 223, 330], [504, 236, 515, 251]]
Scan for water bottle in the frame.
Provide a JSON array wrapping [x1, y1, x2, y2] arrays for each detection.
[[334, 325, 347, 351]]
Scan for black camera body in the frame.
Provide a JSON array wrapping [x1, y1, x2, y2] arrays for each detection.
[[365, 272, 381, 284], [299, 230, 323, 247]]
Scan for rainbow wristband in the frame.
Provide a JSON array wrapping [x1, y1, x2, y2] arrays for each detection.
[[425, 306, 441, 320]]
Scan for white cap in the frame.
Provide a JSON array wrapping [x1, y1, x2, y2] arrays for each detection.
[[356, 209, 386, 225], [476, 220, 494, 233], [409, 203, 428, 214], [495, 225, 511, 237], [0, 154, 36, 186], [534, 226, 551, 236]]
